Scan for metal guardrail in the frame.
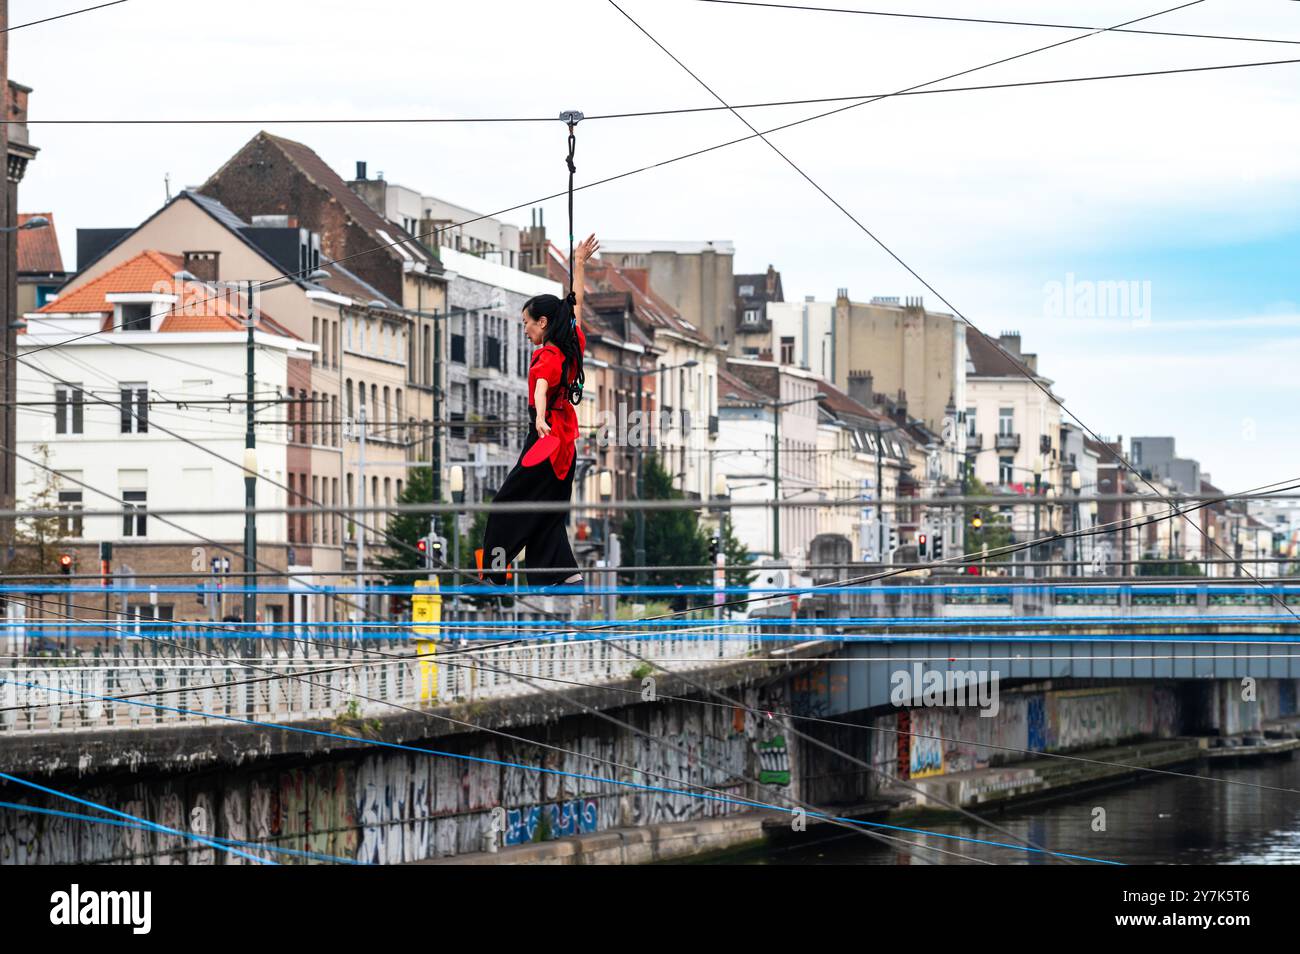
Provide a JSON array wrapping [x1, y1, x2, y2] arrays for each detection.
[[0, 622, 761, 736]]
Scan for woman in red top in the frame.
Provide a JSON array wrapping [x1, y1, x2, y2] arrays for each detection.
[[481, 234, 597, 589]]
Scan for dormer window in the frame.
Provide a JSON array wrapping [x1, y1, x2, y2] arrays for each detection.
[[107, 292, 176, 332], [121, 303, 152, 331]]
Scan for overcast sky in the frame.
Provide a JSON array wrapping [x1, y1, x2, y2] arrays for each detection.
[[11, 0, 1300, 490]]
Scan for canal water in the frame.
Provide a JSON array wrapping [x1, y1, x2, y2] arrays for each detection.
[[724, 753, 1300, 865]]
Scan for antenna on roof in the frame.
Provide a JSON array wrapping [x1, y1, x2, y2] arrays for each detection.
[[164, 172, 171, 203]]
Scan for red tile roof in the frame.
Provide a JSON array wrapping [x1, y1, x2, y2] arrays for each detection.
[[35, 249, 291, 336], [17, 212, 65, 274]]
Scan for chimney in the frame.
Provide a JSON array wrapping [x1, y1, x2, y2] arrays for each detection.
[[836, 287, 850, 306], [998, 331, 1022, 357], [894, 389, 908, 425], [847, 370, 873, 408], [356, 161, 367, 180], [765, 264, 776, 297], [183, 251, 220, 283]]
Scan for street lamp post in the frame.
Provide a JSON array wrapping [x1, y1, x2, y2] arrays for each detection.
[[228, 270, 329, 634], [728, 390, 826, 561], [1206, 521, 1215, 579], [1030, 457, 1043, 579], [599, 468, 614, 621], [1070, 469, 1082, 575]]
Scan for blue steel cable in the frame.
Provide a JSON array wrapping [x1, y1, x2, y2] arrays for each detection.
[[0, 800, 359, 865], [605, 0, 1300, 634], [0, 771, 275, 865], [8, 581, 1300, 596], [14, 612, 1296, 630], [0, 676, 1121, 865]]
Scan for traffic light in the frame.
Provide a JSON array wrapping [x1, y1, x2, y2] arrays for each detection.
[[933, 534, 944, 560], [59, 553, 73, 576], [417, 537, 431, 569], [708, 534, 721, 563], [918, 533, 928, 558], [430, 536, 444, 563]]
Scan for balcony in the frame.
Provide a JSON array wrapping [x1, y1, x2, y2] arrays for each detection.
[[995, 432, 1020, 452], [966, 432, 982, 453]]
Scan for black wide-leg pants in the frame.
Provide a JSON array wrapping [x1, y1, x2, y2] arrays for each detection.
[[481, 427, 579, 588]]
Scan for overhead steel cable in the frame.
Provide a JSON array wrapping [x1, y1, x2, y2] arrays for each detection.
[[605, 0, 1300, 628], [2, 0, 128, 33], [5, 1, 1210, 366], [0, 799, 359, 864], [9, 426, 1297, 640], [12, 55, 1300, 126], [0, 770, 275, 864], [7, 590, 1300, 805], [694, 0, 1300, 47], [0, 623, 1018, 865]]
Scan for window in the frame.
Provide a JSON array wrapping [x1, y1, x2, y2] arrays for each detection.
[[739, 285, 754, 297], [743, 309, 760, 324], [120, 303, 152, 331], [780, 336, 795, 365], [123, 490, 147, 537], [36, 285, 58, 308], [998, 407, 1014, 437], [120, 384, 148, 433], [58, 490, 83, 537], [998, 457, 1014, 485], [966, 407, 976, 437], [55, 385, 84, 435]]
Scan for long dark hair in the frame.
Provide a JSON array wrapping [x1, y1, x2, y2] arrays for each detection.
[[524, 292, 585, 407]]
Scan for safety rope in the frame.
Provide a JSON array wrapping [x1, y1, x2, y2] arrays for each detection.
[[559, 109, 585, 406]]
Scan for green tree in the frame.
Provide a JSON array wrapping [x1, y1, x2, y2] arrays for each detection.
[[8, 443, 72, 576], [718, 514, 756, 592], [378, 468, 435, 609], [620, 453, 710, 608], [1136, 556, 1203, 577]]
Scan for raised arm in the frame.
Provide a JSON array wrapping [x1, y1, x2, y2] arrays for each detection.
[[572, 233, 599, 328]]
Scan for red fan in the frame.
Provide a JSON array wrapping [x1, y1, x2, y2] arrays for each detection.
[[522, 433, 560, 468]]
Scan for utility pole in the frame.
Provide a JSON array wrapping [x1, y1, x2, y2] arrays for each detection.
[[243, 280, 257, 631], [876, 430, 884, 560], [432, 305, 442, 536], [635, 368, 646, 570], [772, 401, 781, 560], [355, 403, 367, 622]]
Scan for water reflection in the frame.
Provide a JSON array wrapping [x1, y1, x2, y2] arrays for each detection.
[[727, 753, 1300, 865]]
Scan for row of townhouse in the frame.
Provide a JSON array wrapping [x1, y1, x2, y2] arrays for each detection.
[[18, 125, 1267, 600]]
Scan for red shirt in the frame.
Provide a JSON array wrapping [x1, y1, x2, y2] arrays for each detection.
[[528, 323, 586, 480]]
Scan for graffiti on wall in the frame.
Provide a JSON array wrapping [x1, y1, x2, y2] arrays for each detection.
[[757, 736, 791, 786], [0, 687, 760, 864], [503, 799, 600, 845], [908, 710, 945, 778], [866, 683, 1185, 791]]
